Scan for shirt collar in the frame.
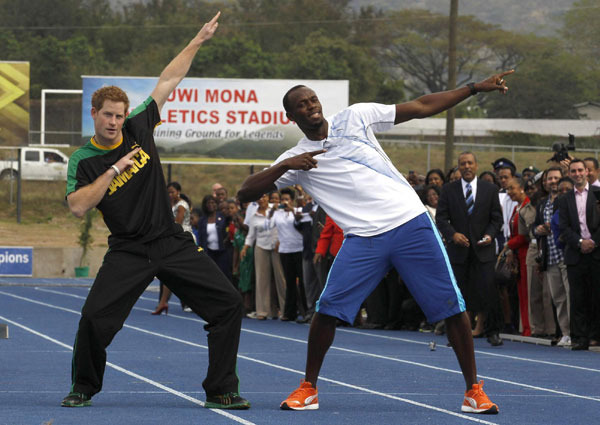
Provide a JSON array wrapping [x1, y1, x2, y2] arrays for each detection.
[[575, 182, 589, 195]]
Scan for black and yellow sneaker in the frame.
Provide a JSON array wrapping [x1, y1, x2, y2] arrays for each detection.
[[61, 392, 92, 407], [205, 392, 250, 410]]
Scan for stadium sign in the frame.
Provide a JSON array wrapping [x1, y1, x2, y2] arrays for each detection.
[[81, 77, 348, 159], [0, 247, 33, 276]]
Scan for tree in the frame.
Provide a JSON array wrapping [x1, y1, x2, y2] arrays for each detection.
[[377, 9, 498, 97], [280, 31, 382, 103], [486, 47, 587, 119]]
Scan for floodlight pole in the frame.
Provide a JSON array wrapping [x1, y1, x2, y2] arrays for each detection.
[[444, 0, 459, 173]]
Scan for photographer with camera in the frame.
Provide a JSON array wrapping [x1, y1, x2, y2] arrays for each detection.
[[532, 167, 570, 345]]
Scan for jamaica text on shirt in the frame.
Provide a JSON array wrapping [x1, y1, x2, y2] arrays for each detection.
[[108, 148, 151, 195]]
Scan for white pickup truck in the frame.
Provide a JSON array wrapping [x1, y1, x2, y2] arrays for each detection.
[[0, 147, 69, 181]]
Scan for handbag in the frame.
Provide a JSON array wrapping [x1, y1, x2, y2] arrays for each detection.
[[495, 248, 518, 284]]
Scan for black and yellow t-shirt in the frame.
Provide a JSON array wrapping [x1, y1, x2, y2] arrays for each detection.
[[66, 96, 178, 246]]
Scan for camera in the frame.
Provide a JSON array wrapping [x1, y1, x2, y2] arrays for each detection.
[[548, 133, 575, 163]]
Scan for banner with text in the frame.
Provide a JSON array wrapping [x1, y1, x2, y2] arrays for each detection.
[[0, 247, 33, 276], [82, 77, 348, 159], [0, 61, 30, 146]]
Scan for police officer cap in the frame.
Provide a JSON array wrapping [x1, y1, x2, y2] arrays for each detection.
[[492, 157, 516, 171]]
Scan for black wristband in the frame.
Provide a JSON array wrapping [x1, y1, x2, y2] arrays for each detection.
[[467, 82, 477, 96]]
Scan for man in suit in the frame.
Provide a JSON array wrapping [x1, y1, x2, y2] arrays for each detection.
[[558, 158, 600, 350], [437, 152, 504, 346]]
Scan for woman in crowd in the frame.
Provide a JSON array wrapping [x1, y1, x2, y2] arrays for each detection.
[[269, 191, 281, 208], [152, 182, 193, 315], [268, 187, 306, 321], [230, 200, 254, 315], [446, 166, 461, 183], [479, 171, 499, 187], [421, 185, 440, 220], [505, 177, 532, 336], [197, 194, 233, 282], [425, 168, 445, 187], [242, 193, 286, 320]]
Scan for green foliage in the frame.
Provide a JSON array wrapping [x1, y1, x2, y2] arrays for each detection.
[[486, 47, 588, 118], [78, 209, 96, 267], [1, 0, 598, 120], [280, 31, 382, 103]]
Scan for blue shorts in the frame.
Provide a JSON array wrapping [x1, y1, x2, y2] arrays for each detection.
[[316, 212, 465, 324]]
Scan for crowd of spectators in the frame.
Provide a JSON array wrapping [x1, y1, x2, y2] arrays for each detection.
[[153, 153, 600, 351]]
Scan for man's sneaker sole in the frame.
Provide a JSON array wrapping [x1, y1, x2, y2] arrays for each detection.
[[204, 401, 250, 409], [461, 404, 498, 414], [280, 401, 319, 410], [61, 398, 91, 407]]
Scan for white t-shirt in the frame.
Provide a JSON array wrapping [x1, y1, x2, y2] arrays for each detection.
[[172, 199, 192, 234], [268, 208, 303, 253], [206, 222, 219, 250], [273, 103, 425, 237]]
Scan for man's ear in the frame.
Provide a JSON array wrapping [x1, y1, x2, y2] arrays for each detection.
[[286, 111, 294, 123], [91, 107, 97, 119]]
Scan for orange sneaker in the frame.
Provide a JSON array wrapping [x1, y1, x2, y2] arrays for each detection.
[[461, 380, 498, 414], [280, 380, 319, 410]]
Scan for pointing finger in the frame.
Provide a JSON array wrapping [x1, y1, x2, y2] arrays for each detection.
[[308, 149, 326, 157], [125, 147, 141, 158]]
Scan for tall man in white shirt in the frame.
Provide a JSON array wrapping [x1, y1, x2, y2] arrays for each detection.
[[238, 70, 514, 415]]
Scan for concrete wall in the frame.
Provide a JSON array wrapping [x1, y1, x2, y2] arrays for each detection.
[[33, 246, 107, 278]]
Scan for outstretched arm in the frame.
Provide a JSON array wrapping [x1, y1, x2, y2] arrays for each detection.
[[394, 70, 514, 124], [237, 149, 326, 203], [150, 11, 220, 111]]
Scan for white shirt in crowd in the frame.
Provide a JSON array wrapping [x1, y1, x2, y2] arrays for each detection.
[[245, 208, 278, 250], [499, 192, 518, 240], [172, 199, 192, 234], [272, 103, 425, 237], [267, 208, 304, 253], [206, 222, 219, 250]]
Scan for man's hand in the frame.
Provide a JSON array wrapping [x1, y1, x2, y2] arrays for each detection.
[[535, 224, 550, 236], [452, 232, 470, 247], [476, 234, 493, 246], [581, 239, 595, 254], [190, 11, 220, 46], [475, 70, 514, 94], [283, 150, 326, 171], [240, 245, 248, 260], [114, 148, 141, 175]]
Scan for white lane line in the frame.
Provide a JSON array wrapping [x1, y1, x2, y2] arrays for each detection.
[[3, 291, 496, 423], [17, 289, 600, 403], [336, 328, 600, 373], [0, 314, 255, 425]]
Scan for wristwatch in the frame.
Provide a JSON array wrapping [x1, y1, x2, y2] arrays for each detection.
[[578, 238, 583, 248], [467, 82, 478, 96]]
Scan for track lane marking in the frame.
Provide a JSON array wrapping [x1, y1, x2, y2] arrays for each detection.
[[0, 314, 255, 425], [9, 288, 600, 405]]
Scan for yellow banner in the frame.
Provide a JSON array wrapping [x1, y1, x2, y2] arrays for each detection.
[[0, 61, 29, 146]]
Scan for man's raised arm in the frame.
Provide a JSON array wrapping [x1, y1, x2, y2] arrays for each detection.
[[150, 11, 220, 111], [394, 70, 514, 125]]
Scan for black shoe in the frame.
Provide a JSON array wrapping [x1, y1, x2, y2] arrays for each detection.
[[205, 393, 251, 409], [61, 392, 92, 407], [487, 334, 503, 346], [571, 341, 589, 351], [296, 313, 312, 324]]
